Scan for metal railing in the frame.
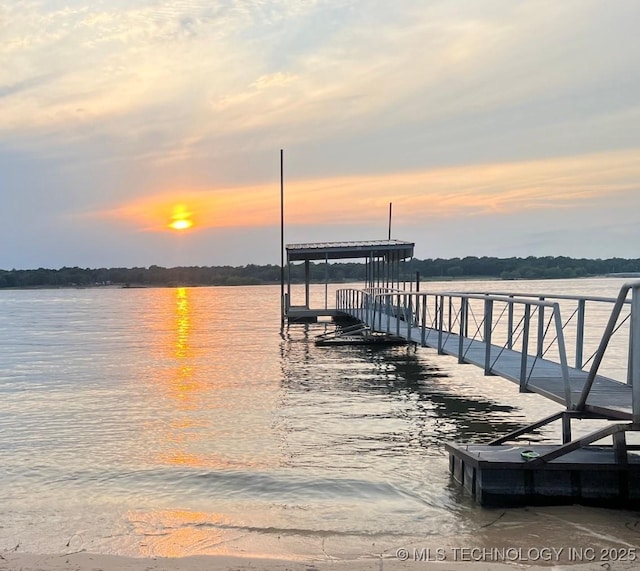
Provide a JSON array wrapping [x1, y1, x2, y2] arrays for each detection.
[[461, 290, 634, 378], [336, 281, 640, 417], [337, 288, 572, 404]]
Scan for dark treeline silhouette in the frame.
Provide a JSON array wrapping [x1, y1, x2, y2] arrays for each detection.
[[1, 256, 639, 288]]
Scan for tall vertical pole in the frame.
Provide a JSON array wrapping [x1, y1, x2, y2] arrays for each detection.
[[280, 149, 285, 327], [388, 202, 392, 240]]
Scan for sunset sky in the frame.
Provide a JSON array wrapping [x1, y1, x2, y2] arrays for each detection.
[[1, 0, 639, 269]]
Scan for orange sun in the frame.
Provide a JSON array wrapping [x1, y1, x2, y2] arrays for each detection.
[[168, 205, 194, 231], [169, 219, 193, 230]]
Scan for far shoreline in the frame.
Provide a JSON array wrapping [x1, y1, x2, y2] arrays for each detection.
[[0, 273, 633, 293]]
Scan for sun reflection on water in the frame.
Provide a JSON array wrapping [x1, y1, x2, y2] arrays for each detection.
[[148, 287, 278, 472], [172, 287, 199, 403], [175, 287, 189, 359]]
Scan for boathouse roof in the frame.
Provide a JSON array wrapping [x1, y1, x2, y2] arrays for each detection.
[[286, 239, 414, 261]]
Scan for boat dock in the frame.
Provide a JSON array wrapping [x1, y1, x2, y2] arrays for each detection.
[[283, 240, 414, 323], [281, 239, 640, 506]]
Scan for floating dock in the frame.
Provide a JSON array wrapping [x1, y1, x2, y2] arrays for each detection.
[[314, 324, 408, 347], [446, 440, 640, 506]]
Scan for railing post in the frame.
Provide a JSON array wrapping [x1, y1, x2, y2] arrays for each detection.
[[553, 303, 572, 408], [484, 298, 493, 375], [458, 297, 466, 363], [520, 304, 531, 392], [577, 284, 631, 411], [421, 294, 427, 346], [437, 295, 444, 354], [407, 295, 413, 342], [537, 296, 545, 357], [363, 291, 369, 323], [386, 296, 391, 333], [396, 295, 401, 336], [448, 297, 452, 331], [576, 299, 585, 370], [632, 286, 640, 423], [507, 296, 514, 350], [371, 293, 377, 328]]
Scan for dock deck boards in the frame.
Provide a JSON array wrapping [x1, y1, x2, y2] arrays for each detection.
[[346, 308, 634, 421], [445, 443, 640, 469]]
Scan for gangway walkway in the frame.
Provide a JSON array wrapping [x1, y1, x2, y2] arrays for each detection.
[[337, 282, 640, 423], [345, 305, 633, 421]]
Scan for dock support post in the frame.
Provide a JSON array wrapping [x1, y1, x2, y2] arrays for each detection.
[[520, 304, 531, 392], [614, 431, 628, 465], [324, 253, 328, 310], [484, 298, 493, 375], [304, 260, 310, 308], [562, 413, 572, 444]]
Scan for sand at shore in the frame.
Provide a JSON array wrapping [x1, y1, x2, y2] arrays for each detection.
[[2, 552, 640, 571]]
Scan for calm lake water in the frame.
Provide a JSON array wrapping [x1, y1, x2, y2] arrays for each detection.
[[1, 278, 640, 562]]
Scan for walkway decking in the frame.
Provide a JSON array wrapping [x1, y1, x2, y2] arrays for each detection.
[[346, 307, 634, 421]]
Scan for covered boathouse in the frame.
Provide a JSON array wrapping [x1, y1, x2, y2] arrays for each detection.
[[283, 239, 414, 323]]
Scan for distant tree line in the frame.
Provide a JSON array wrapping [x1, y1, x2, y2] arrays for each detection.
[[1, 256, 639, 289]]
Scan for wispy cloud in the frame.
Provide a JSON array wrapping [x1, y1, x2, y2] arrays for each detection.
[[5, 0, 638, 155], [2, 1, 640, 266], [93, 148, 640, 231]]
